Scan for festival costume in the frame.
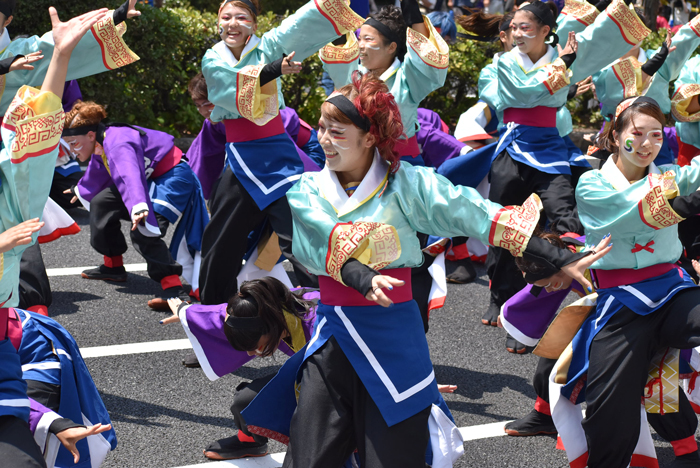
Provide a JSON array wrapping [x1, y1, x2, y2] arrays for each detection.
[[74, 124, 208, 301], [199, 0, 363, 304], [672, 55, 700, 166], [238, 150, 564, 466], [319, 16, 449, 163]]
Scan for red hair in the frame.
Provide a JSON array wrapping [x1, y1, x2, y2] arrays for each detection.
[[322, 71, 404, 172]]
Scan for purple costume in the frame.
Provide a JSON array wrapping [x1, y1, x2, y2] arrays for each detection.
[[416, 108, 469, 169]]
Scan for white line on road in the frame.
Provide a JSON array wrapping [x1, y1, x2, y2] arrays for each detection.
[[46, 263, 148, 277], [80, 338, 192, 358]]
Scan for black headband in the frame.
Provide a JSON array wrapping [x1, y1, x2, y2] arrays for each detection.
[[523, 265, 559, 284], [364, 17, 401, 46], [326, 94, 371, 132], [221, 0, 258, 16], [521, 2, 558, 45], [225, 314, 265, 330], [62, 124, 99, 137], [0, 0, 15, 18]]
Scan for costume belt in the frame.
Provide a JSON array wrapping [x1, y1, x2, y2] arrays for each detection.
[[503, 106, 557, 128], [393, 135, 421, 158], [319, 268, 412, 307], [151, 146, 183, 179], [224, 113, 285, 143], [591, 263, 681, 290]]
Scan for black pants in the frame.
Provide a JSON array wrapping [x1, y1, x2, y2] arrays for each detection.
[[413, 252, 436, 334], [487, 151, 582, 305], [0, 416, 47, 468], [284, 337, 431, 468], [583, 288, 700, 468], [199, 167, 317, 305], [49, 171, 82, 211], [230, 374, 274, 444], [19, 242, 52, 310], [533, 357, 556, 405], [89, 186, 182, 283]]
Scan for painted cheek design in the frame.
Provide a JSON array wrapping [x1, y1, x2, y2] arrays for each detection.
[[648, 131, 663, 147], [365, 43, 381, 50], [218, 22, 224, 35], [623, 137, 634, 153], [331, 136, 350, 150]]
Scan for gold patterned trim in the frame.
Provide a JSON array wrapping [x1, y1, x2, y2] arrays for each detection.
[[91, 14, 139, 71], [406, 16, 449, 70], [542, 58, 571, 95], [690, 12, 700, 37], [488, 193, 542, 257], [534, 294, 597, 359], [644, 347, 680, 414], [561, 0, 599, 27], [611, 56, 643, 99], [638, 171, 685, 230], [235, 64, 280, 126], [283, 310, 307, 353], [672, 84, 700, 123], [325, 221, 401, 284], [2, 86, 64, 165], [319, 33, 359, 64], [314, 0, 365, 36], [606, 0, 650, 45]]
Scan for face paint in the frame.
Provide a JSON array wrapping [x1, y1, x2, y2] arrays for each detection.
[[623, 137, 634, 154], [365, 44, 381, 50], [218, 22, 224, 35], [647, 130, 663, 148]]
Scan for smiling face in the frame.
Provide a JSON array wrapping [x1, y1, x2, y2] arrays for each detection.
[[64, 133, 97, 162], [358, 24, 397, 73], [511, 10, 549, 56], [218, 4, 257, 55], [614, 112, 664, 180], [318, 104, 375, 183]]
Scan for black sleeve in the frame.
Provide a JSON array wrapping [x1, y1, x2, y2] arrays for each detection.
[[522, 235, 589, 272], [668, 192, 700, 218], [49, 418, 84, 435], [594, 0, 611, 11], [340, 258, 380, 296], [561, 52, 577, 70], [259, 56, 285, 87], [0, 55, 22, 75], [567, 83, 579, 100], [113, 0, 130, 26], [641, 41, 669, 77], [332, 35, 347, 46], [401, 0, 424, 27]]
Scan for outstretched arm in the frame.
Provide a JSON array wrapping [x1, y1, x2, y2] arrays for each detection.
[[41, 7, 109, 98]]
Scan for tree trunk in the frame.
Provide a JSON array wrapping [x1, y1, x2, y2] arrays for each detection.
[[643, 0, 659, 31]]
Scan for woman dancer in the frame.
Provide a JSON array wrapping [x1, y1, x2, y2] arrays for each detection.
[[199, 0, 365, 306], [319, 0, 449, 166], [551, 96, 700, 467], [241, 73, 607, 467], [63, 101, 209, 310]]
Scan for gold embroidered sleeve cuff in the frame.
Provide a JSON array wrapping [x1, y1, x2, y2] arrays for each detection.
[[406, 16, 449, 70], [543, 58, 571, 95], [325, 221, 401, 284], [561, 0, 599, 27], [92, 14, 139, 70], [672, 84, 700, 123], [639, 172, 685, 230], [488, 193, 542, 257], [319, 33, 359, 64], [2, 86, 64, 164], [606, 0, 650, 46], [314, 0, 365, 36], [236, 64, 280, 125]]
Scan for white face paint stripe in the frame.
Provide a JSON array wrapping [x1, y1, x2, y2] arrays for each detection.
[[365, 44, 381, 50]]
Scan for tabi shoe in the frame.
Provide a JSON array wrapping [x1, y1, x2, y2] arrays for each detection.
[[481, 296, 500, 326], [446, 258, 477, 284], [504, 409, 557, 436], [506, 333, 528, 354], [147, 286, 190, 311], [182, 352, 201, 368], [203, 435, 268, 460], [670, 451, 700, 467], [81, 264, 128, 282]]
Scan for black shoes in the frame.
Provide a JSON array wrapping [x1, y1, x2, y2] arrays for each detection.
[[446, 258, 477, 284], [504, 409, 557, 436], [203, 434, 268, 460], [482, 296, 500, 326], [147, 286, 190, 310], [81, 264, 128, 282], [506, 333, 529, 354], [182, 352, 201, 368], [670, 451, 700, 467]]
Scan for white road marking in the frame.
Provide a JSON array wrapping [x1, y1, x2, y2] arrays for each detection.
[[169, 423, 515, 468], [81, 338, 192, 358], [46, 263, 148, 277]]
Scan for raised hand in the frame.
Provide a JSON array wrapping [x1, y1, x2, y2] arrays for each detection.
[[9, 51, 44, 73], [127, 0, 142, 19], [557, 31, 578, 58], [281, 51, 302, 75], [0, 218, 44, 253], [560, 234, 613, 293], [50, 7, 109, 56]]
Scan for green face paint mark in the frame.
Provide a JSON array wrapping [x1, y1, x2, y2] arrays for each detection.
[[623, 137, 634, 153], [218, 22, 224, 35]]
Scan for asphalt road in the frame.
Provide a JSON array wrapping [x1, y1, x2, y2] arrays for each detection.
[[40, 206, 692, 468]]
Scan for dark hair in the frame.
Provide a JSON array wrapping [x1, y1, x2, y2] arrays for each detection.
[[223, 277, 313, 357], [515, 228, 566, 278], [597, 97, 665, 154], [219, 0, 260, 18], [188, 73, 208, 101], [517, 1, 559, 43], [371, 6, 407, 61], [457, 10, 514, 50], [321, 72, 405, 172], [634, 6, 647, 24]]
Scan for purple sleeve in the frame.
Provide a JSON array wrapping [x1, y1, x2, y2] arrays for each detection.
[[103, 128, 152, 218], [62, 81, 83, 113], [180, 304, 256, 381], [75, 155, 113, 206], [280, 107, 301, 143], [416, 109, 466, 169], [28, 398, 55, 433], [187, 120, 227, 199]]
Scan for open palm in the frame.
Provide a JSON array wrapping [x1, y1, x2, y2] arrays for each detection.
[[50, 7, 109, 55]]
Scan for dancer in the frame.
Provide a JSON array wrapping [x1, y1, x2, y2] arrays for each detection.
[[549, 96, 700, 467], [0, 6, 120, 467], [198, 0, 365, 305], [241, 73, 607, 467], [62, 101, 209, 310], [319, 0, 449, 165]]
